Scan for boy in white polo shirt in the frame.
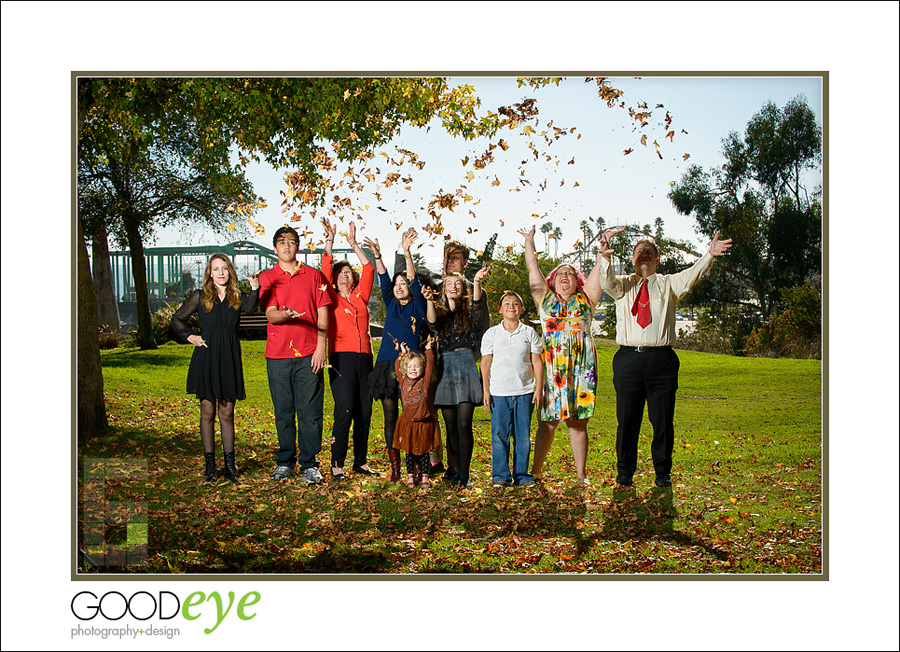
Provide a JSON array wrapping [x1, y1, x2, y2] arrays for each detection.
[[481, 291, 544, 487]]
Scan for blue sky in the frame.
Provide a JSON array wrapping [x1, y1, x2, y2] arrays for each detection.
[[157, 75, 823, 270]]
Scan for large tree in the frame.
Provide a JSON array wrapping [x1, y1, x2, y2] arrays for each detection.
[[667, 95, 821, 321]]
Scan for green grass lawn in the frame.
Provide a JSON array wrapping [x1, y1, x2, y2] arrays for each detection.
[[81, 338, 822, 574]]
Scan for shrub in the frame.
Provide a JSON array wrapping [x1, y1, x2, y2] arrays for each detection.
[[745, 282, 821, 359], [151, 301, 196, 345], [675, 306, 761, 356], [98, 327, 123, 350]]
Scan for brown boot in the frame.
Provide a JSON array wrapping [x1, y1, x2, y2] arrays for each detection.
[[388, 449, 402, 483], [412, 457, 423, 487]]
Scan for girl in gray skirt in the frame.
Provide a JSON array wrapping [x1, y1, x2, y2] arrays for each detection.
[[424, 267, 490, 488]]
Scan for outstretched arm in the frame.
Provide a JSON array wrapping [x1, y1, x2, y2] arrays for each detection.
[[401, 228, 418, 280], [518, 225, 549, 309], [362, 236, 387, 276], [321, 218, 336, 257], [595, 225, 628, 300], [473, 263, 488, 302], [670, 232, 731, 299]]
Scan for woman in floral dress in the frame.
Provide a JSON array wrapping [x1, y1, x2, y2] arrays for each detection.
[[519, 226, 603, 484]]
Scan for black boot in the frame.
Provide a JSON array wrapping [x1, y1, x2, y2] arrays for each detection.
[[203, 452, 217, 482], [223, 451, 240, 483]]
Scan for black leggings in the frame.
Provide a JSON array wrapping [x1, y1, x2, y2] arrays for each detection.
[[200, 399, 236, 454], [382, 397, 399, 451], [441, 402, 476, 485]]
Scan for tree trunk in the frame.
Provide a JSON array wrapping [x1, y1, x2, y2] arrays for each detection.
[[78, 218, 109, 441], [124, 213, 158, 350], [92, 223, 120, 331]]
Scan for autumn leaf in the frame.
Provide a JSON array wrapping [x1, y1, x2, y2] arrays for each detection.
[[227, 222, 237, 231], [640, 134, 647, 147], [683, 153, 690, 161], [623, 148, 634, 156], [666, 130, 675, 141], [498, 139, 509, 151], [491, 176, 500, 187]]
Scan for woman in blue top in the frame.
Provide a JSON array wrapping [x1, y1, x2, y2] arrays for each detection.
[[363, 229, 426, 482]]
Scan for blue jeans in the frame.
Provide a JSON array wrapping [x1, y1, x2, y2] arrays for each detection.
[[490, 394, 534, 485], [267, 356, 324, 470]]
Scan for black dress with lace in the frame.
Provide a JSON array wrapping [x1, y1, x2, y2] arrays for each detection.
[[171, 289, 260, 401]]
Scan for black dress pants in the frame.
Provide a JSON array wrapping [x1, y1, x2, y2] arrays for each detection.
[[328, 352, 373, 469], [612, 347, 680, 483]]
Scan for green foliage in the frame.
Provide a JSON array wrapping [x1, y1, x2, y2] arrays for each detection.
[[98, 327, 124, 350], [675, 305, 762, 356], [598, 302, 617, 340], [745, 282, 821, 359], [481, 245, 559, 326], [151, 301, 183, 345], [668, 96, 821, 324]]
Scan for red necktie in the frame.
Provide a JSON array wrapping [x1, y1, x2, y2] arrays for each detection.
[[631, 279, 651, 329]]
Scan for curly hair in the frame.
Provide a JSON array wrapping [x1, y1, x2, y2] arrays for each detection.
[[201, 254, 242, 313], [398, 350, 426, 378]]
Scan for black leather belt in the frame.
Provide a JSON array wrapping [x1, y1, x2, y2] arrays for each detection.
[[620, 345, 672, 353]]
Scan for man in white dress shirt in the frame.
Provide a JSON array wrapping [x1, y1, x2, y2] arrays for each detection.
[[598, 227, 732, 488]]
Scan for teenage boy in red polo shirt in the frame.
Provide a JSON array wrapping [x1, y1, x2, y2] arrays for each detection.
[[258, 226, 332, 483]]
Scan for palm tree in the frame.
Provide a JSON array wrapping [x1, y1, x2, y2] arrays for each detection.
[[541, 222, 552, 253]]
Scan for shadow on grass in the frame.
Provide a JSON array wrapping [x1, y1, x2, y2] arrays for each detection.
[[100, 351, 185, 368], [587, 487, 731, 563]]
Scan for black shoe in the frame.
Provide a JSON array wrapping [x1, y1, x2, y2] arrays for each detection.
[[654, 477, 672, 487], [331, 467, 347, 482], [203, 452, 217, 482], [352, 465, 380, 477], [615, 476, 634, 489], [223, 451, 241, 483], [442, 467, 459, 482], [430, 462, 445, 475]]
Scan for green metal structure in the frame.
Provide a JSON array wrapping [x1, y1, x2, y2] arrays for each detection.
[[108, 240, 356, 301]]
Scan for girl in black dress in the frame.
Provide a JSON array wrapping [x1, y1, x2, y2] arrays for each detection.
[[425, 267, 490, 489], [171, 254, 259, 482]]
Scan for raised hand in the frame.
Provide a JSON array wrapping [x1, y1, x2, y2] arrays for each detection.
[[346, 221, 358, 246], [709, 231, 733, 257], [518, 225, 536, 241], [362, 236, 381, 258], [598, 225, 626, 259], [401, 227, 417, 252], [242, 271, 261, 290], [474, 264, 489, 283], [321, 217, 336, 241]]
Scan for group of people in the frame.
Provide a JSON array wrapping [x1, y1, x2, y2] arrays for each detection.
[[171, 219, 731, 490]]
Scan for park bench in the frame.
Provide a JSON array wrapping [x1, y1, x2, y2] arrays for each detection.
[[238, 313, 268, 330]]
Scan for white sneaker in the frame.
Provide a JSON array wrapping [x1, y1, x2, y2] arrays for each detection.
[[301, 467, 324, 484]]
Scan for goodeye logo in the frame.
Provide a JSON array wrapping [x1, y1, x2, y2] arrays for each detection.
[[70, 590, 260, 638]]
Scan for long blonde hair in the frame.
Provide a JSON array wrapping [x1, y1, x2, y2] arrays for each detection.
[[201, 253, 242, 313], [435, 272, 471, 334]]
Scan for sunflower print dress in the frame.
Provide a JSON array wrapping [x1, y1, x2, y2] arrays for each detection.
[[538, 290, 598, 421]]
